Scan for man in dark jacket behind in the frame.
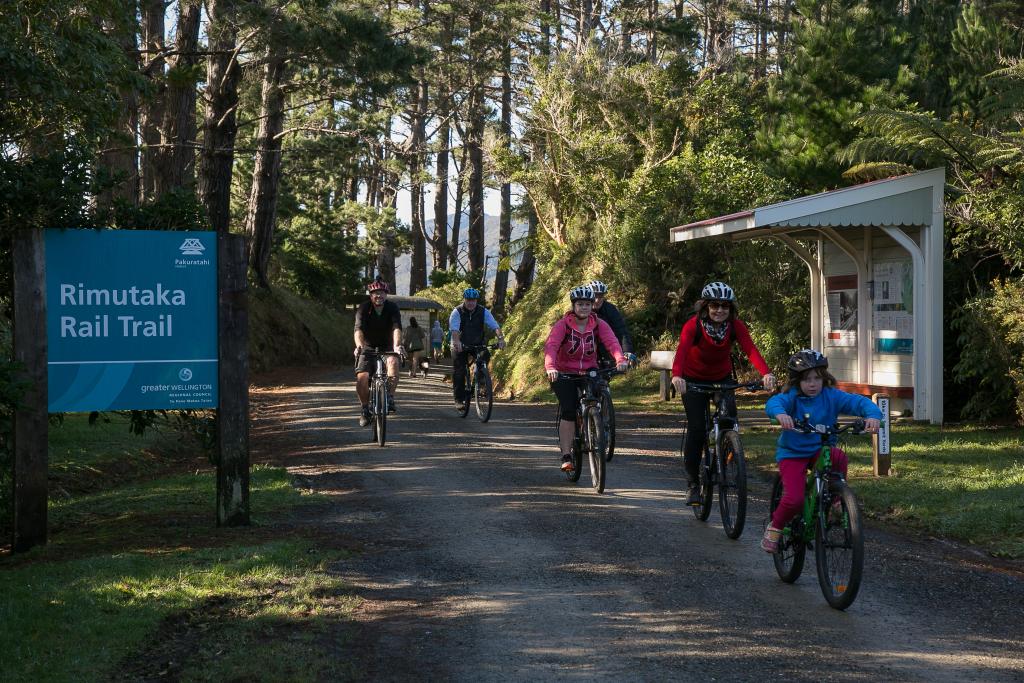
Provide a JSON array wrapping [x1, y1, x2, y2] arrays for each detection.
[[590, 280, 634, 363]]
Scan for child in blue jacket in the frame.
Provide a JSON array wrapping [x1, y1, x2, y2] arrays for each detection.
[[761, 349, 882, 553]]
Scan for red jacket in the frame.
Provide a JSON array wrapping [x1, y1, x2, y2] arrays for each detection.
[[544, 313, 625, 374], [671, 316, 770, 380]]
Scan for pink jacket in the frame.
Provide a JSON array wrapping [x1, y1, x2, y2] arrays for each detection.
[[544, 312, 625, 374]]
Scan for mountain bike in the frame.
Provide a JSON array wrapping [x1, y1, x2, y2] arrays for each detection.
[[362, 348, 402, 447], [457, 344, 497, 422], [557, 368, 619, 493], [768, 418, 867, 610], [680, 380, 761, 539]]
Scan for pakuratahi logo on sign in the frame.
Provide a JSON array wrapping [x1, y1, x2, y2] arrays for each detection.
[[179, 238, 205, 256]]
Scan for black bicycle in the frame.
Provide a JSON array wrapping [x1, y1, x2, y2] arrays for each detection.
[[596, 359, 619, 462], [680, 380, 761, 539], [361, 348, 402, 447], [457, 344, 497, 422], [769, 418, 867, 610], [557, 368, 619, 493]]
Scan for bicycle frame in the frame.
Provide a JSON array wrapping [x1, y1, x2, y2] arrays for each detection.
[[686, 381, 759, 459], [790, 420, 865, 541], [461, 344, 494, 390], [361, 348, 401, 415], [560, 368, 615, 415]]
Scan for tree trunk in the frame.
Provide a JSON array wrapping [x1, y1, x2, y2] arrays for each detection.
[[467, 105, 485, 276], [377, 117, 398, 293], [199, 0, 242, 233], [409, 77, 428, 294], [139, 0, 165, 200], [647, 0, 658, 63], [432, 114, 450, 271], [510, 202, 538, 308], [96, 10, 139, 212], [244, 56, 288, 288], [155, 0, 201, 195], [540, 0, 552, 57], [449, 142, 468, 271], [492, 42, 513, 317]]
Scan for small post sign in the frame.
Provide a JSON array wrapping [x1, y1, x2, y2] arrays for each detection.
[[872, 393, 891, 476], [45, 229, 218, 411]]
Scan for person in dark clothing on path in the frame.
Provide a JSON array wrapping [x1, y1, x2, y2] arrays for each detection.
[[589, 280, 635, 361], [354, 277, 404, 426], [402, 317, 427, 378], [449, 288, 505, 411]]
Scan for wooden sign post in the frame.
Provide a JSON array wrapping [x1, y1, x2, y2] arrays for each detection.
[[217, 232, 249, 526]]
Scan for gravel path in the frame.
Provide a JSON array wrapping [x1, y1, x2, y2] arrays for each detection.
[[251, 368, 1024, 682]]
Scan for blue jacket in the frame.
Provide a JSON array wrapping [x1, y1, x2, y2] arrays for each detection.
[[765, 386, 883, 461]]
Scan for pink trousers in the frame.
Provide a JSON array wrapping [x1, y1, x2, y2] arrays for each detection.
[[770, 448, 848, 529]]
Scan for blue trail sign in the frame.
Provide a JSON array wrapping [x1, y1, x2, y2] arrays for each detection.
[[46, 229, 218, 411]]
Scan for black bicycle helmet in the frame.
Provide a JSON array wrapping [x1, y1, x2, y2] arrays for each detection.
[[787, 348, 828, 379]]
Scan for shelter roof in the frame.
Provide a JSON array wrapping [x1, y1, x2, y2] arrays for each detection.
[[669, 167, 944, 243]]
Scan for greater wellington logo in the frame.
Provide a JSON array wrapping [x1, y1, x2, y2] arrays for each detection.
[[179, 238, 206, 256], [179, 367, 193, 382]]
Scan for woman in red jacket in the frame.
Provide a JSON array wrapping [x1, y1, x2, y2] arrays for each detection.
[[545, 284, 629, 472], [671, 282, 777, 504]]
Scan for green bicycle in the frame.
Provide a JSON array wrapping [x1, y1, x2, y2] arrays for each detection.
[[768, 418, 867, 610]]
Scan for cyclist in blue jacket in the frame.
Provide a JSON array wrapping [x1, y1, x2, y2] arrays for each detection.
[[761, 349, 881, 553]]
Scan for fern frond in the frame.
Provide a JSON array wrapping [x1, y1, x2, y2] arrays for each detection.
[[841, 162, 916, 183]]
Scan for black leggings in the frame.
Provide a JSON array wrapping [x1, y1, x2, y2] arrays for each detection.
[[551, 376, 587, 421], [681, 374, 736, 481]]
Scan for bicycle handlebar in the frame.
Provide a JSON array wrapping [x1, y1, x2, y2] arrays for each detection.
[[556, 367, 620, 381], [685, 380, 763, 393], [791, 418, 867, 436], [461, 343, 500, 351], [359, 347, 404, 357]]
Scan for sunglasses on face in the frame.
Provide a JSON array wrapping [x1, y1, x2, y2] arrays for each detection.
[[707, 302, 730, 310]]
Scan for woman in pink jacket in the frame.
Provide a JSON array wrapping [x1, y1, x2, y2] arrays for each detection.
[[544, 284, 629, 472]]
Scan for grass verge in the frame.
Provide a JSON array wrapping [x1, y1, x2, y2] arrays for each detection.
[[1, 418, 360, 682]]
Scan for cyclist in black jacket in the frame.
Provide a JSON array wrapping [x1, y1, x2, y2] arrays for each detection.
[[590, 280, 635, 362], [354, 277, 404, 425]]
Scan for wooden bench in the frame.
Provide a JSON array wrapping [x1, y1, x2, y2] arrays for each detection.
[[650, 350, 676, 401]]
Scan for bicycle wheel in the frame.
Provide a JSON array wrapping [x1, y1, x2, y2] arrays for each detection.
[[374, 380, 387, 447], [717, 430, 747, 539], [475, 368, 494, 422], [567, 419, 583, 483], [691, 446, 714, 521], [601, 390, 616, 462], [815, 482, 864, 610], [770, 475, 806, 583], [584, 407, 607, 493]]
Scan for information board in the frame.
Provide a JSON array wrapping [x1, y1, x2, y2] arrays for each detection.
[[46, 229, 218, 411]]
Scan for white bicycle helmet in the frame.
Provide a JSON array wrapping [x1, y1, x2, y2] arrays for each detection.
[[569, 284, 596, 302], [588, 280, 609, 295], [701, 281, 735, 302]]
